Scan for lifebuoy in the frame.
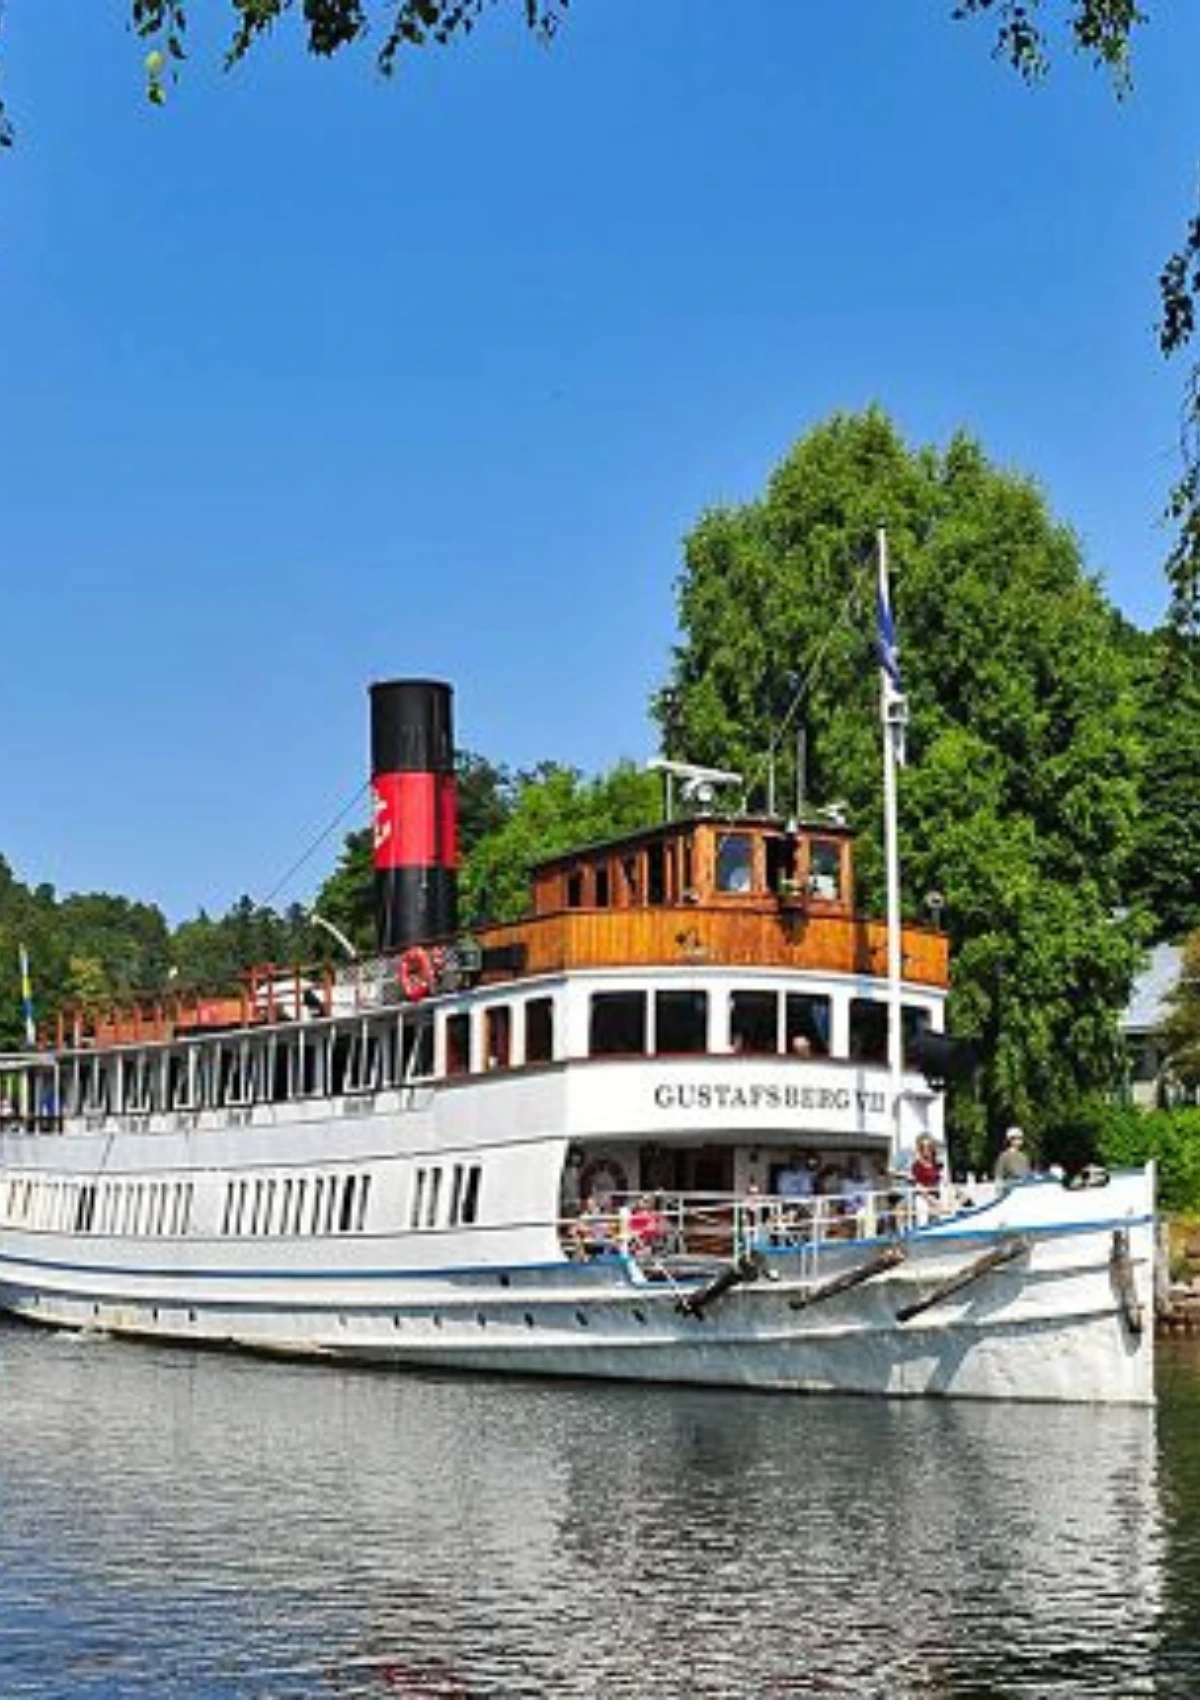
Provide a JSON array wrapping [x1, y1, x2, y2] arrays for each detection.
[[398, 946, 434, 1002]]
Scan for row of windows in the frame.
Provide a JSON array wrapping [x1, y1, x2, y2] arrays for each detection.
[[559, 832, 845, 907], [589, 990, 931, 1063], [40, 996, 557, 1121], [410, 1163, 482, 1230], [1, 1175, 195, 1237], [5, 986, 930, 1130], [60, 1015, 437, 1118], [219, 1171, 371, 1237], [0, 1165, 485, 1238]]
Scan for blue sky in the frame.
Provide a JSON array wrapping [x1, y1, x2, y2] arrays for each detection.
[[1, 1, 1197, 921]]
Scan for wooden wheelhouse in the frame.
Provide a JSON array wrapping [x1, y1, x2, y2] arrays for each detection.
[[479, 813, 948, 989]]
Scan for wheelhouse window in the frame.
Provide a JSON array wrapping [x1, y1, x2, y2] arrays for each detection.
[[525, 997, 554, 1064], [589, 992, 647, 1056], [566, 869, 585, 908], [730, 991, 777, 1054], [655, 990, 708, 1055], [716, 833, 753, 894], [646, 842, 667, 905], [786, 993, 831, 1057], [766, 833, 800, 895], [809, 838, 842, 900], [595, 865, 611, 907], [849, 999, 888, 1062]]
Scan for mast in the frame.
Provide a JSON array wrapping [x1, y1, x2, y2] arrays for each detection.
[[876, 526, 908, 1170]]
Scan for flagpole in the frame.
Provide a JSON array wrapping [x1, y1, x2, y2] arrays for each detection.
[[876, 526, 907, 1173]]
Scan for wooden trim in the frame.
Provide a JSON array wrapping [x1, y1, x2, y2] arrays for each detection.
[[479, 906, 948, 987]]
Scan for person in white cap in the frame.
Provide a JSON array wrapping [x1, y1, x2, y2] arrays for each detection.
[[994, 1125, 1032, 1186]]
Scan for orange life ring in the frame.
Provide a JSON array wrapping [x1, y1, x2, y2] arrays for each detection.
[[398, 946, 434, 1002]]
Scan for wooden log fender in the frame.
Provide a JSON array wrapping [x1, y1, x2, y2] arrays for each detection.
[[788, 1243, 908, 1312], [677, 1251, 766, 1320], [895, 1236, 1031, 1325], [1110, 1227, 1144, 1336]]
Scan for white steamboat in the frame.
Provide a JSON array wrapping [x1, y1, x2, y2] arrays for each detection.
[[0, 674, 1155, 1403]]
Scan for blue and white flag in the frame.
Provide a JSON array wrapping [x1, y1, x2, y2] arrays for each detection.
[[876, 555, 902, 697]]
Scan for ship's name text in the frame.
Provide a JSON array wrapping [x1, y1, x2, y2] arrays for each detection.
[[653, 1082, 886, 1114]]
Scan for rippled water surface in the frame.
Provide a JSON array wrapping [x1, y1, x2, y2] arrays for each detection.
[[2, 1322, 1198, 1698]]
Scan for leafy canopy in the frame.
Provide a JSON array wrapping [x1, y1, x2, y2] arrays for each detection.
[[658, 407, 1145, 1164]]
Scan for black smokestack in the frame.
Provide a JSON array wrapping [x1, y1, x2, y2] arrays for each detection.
[[369, 679, 459, 952]]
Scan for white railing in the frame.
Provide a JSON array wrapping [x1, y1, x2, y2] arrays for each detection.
[[560, 1183, 975, 1265]]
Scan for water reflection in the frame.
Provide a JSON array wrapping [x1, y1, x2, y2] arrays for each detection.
[[0, 1321, 1180, 1698]]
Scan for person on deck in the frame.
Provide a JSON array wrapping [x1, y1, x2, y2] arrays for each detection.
[[627, 1194, 667, 1256], [570, 1196, 613, 1258], [994, 1126, 1032, 1188], [909, 1136, 944, 1224], [777, 1153, 814, 1201]]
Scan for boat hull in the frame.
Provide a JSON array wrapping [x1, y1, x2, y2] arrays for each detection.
[[0, 1179, 1155, 1405]]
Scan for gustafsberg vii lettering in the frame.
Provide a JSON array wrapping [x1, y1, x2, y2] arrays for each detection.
[[653, 1081, 886, 1114]]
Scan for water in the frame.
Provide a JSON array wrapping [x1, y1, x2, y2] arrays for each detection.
[[1, 1322, 1197, 1699]]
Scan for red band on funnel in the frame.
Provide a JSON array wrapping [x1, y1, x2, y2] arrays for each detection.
[[372, 773, 458, 871]]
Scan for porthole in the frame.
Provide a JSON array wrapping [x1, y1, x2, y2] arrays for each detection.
[[575, 1310, 589, 1328], [633, 1309, 647, 1325], [524, 1313, 535, 1328]]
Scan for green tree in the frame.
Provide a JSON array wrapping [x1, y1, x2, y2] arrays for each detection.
[[169, 896, 314, 991], [465, 760, 660, 924], [1125, 628, 1200, 942], [63, 954, 114, 1013], [659, 407, 1145, 1164]]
